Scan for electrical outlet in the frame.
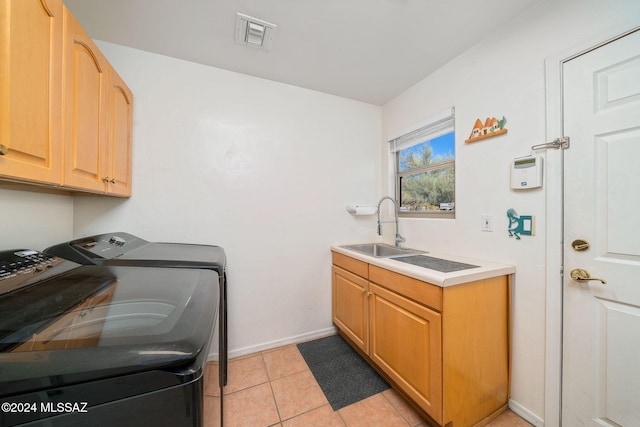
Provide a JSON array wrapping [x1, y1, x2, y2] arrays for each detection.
[[481, 214, 494, 232]]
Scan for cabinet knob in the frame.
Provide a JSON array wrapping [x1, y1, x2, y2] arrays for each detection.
[[103, 177, 116, 184], [0, 144, 8, 155]]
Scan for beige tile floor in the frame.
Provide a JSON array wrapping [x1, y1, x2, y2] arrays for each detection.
[[203, 342, 532, 427]]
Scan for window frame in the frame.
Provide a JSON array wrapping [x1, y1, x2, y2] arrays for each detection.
[[389, 108, 455, 219]]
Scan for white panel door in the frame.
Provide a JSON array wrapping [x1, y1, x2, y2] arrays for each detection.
[[563, 29, 640, 426]]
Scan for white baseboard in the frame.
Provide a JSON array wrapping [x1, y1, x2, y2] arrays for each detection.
[[509, 399, 544, 427], [207, 326, 337, 362]]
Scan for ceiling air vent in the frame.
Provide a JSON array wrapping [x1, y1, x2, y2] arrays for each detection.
[[235, 13, 277, 51]]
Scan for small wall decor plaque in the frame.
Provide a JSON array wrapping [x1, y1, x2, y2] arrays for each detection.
[[465, 116, 507, 143], [507, 208, 534, 240]]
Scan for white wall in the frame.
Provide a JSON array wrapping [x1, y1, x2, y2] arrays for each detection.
[[72, 42, 383, 356], [381, 0, 639, 424], [0, 188, 73, 250]]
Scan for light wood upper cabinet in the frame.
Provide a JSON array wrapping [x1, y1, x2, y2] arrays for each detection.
[[105, 68, 133, 197], [0, 0, 133, 196], [63, 9, 132, 197], [0, 0, 64, 184], [63, 8, 108, 193]]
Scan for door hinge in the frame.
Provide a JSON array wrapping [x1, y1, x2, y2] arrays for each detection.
[[531, 136, 570, 151]]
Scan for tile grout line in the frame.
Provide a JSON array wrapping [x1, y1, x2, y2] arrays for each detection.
[[262, 351, 285, 426], [211, 343, 528, 427], [379, 390, 414, 427], [220, 345, 413, 426], [261, 346, 347, 426]]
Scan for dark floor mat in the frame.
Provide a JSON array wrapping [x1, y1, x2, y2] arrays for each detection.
[[297, 334, 389, 410]]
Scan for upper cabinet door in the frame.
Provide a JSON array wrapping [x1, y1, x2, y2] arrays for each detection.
[[62, 7, 108, 193], [0, 0, 63, 184], [106, 69, 133, 197]]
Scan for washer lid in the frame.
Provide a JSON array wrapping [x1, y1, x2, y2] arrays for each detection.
[[116, 242, 226, 270], [0, 265, 219, 396], [44, 232, 226, 271]]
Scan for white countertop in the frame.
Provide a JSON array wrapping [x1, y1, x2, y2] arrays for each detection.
[[331, 244, 515, 287]]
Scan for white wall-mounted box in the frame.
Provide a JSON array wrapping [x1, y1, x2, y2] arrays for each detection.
[[511, 155, 542, 190]]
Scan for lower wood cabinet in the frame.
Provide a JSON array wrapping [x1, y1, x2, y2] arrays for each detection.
[[332, 264, 369, 352], [369, 281, 443, 421], [332, 251, 510, 427]]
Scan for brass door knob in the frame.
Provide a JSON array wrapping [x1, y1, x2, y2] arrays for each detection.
[[570, 268, 607, 284], [0, 144, 8, 155]]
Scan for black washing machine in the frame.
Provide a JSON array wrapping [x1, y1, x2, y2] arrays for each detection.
[[44, 232, 228, 422], [0, 249, 219, 427]]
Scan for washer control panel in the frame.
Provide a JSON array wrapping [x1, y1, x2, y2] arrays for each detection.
[[0, 250, 74, 295]]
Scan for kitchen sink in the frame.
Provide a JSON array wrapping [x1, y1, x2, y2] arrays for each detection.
[[340, 243, 425, 258]]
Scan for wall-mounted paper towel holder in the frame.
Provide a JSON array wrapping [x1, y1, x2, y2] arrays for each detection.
[[346, 205, 377, 215]]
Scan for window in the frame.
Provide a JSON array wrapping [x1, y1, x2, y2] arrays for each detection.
[[389, 109, 455, 218]]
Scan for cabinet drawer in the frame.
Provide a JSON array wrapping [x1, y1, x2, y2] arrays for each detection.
[[332, 251, 368, 279], [369, 265, 442, 312]]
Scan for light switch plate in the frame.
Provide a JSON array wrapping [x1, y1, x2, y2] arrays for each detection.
[[519, 215, 534, 235], [481, 214, 494, 232]]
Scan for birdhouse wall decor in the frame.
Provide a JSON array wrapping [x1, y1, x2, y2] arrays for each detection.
[[465, 116, 507, 143]]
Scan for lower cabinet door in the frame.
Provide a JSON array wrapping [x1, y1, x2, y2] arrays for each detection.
[[369, 283, 443, 424], [332, 266, 369, 353]]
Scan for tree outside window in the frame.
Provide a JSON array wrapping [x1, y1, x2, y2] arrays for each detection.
[[396, 131, 455, 217]]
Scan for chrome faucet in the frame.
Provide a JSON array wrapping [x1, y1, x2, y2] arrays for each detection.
[[377, 196, 406, 247]]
